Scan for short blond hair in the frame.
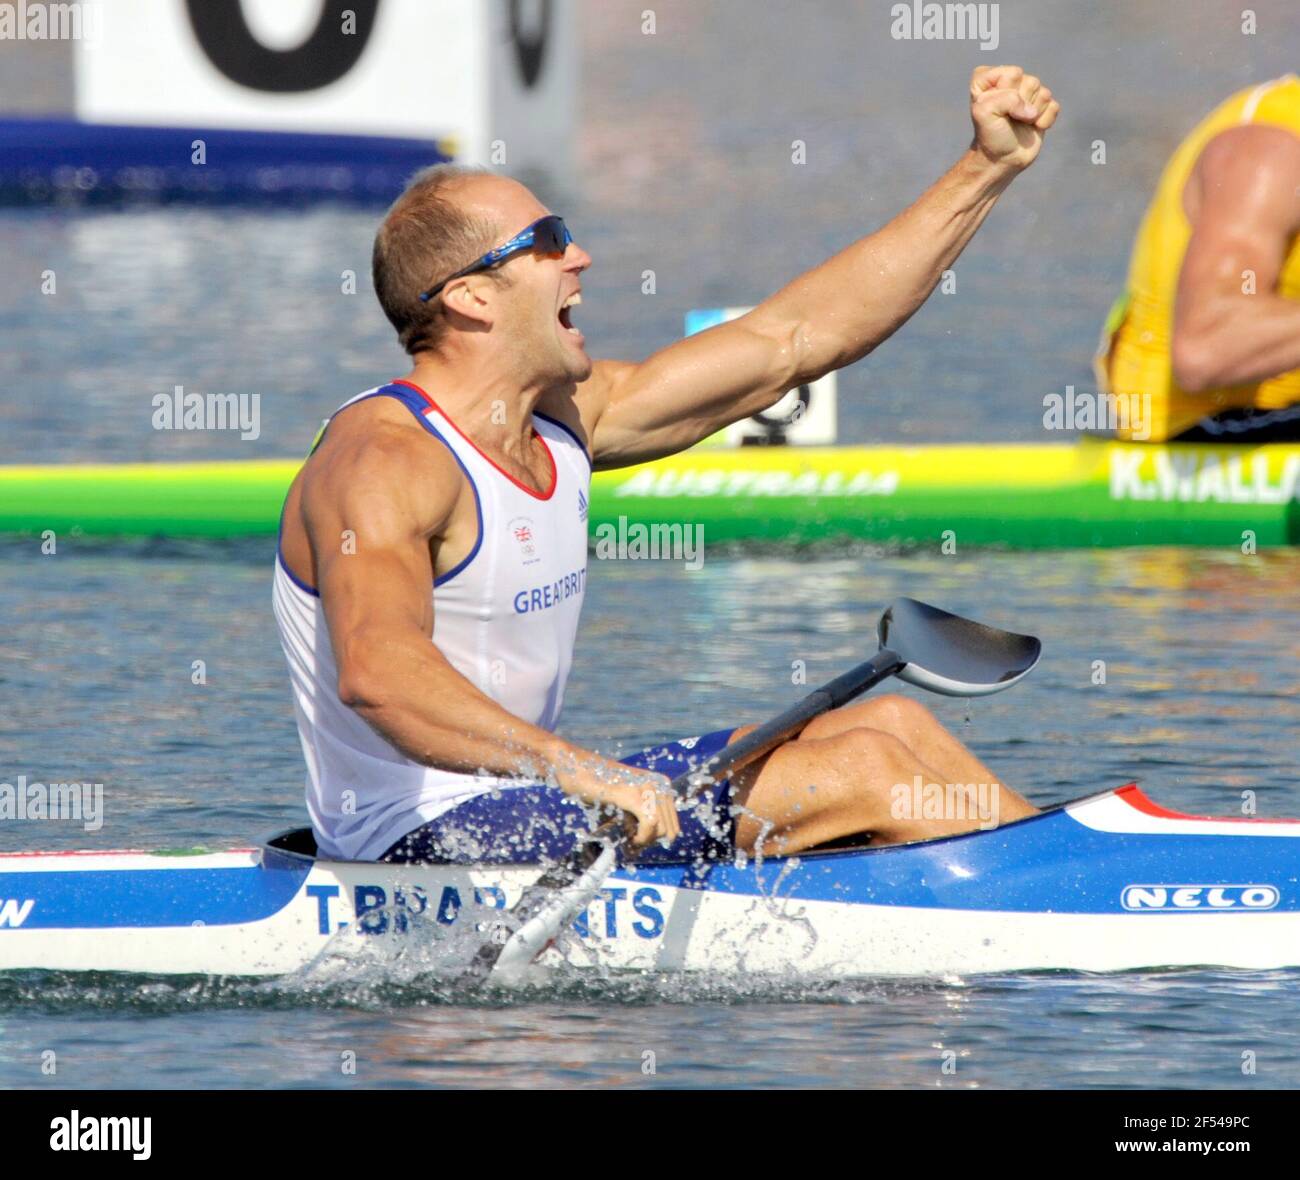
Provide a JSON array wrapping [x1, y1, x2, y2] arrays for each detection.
[[371, 164, 504, 354]]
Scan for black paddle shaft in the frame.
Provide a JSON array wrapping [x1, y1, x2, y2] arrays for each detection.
[[482, 651, 906, 928], [670, 648, 905, 798]]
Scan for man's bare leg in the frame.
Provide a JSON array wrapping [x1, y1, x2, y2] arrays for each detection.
[[799, 695, 1002, 789], [725, 693, 1037, 856]]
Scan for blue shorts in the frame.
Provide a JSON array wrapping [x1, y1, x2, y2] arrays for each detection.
[[381, 728, 738, 866]]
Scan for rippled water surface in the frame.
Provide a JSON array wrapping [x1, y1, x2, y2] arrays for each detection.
[[2, 0, 1300, 1088], [2, 546, 1298, 1088]]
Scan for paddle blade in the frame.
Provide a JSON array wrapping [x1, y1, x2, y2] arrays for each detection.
[[878, 598, 1040, 697], [486, 841, 619, 988]]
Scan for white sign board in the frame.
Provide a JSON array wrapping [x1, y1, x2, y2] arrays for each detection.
[[685, 307, 838, 447], [74, 0, 575, 174]]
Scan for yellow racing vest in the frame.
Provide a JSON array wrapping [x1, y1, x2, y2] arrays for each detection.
[[1096, 75, 1300, 441]]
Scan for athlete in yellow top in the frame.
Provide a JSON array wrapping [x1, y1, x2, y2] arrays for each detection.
[[1098, 75, 1300, 442]]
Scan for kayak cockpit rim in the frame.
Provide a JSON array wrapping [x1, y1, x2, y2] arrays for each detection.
[[257, 783, 1144, 871]]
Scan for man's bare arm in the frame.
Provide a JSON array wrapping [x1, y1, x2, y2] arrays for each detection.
[[302, 424, 678, 844], [306, 429, 550, 773], [1173, 124, 1300, 393], [582, 66, 1059, 468]]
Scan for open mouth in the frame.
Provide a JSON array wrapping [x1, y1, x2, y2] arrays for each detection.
[[559, 292, 582, 335]]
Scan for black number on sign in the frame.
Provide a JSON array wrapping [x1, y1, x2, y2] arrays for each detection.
[[185, 0, 381, 93], [509, 0, 552, 88]]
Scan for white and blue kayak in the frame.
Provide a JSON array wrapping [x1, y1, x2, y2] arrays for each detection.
[[3, 784, 1299, 979]]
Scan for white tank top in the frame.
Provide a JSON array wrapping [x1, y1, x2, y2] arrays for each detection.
[[273, 380, 592, 861]]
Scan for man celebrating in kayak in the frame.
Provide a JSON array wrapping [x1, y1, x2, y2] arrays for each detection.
[[1098, 75, 1300, 442], [274, 66, 1057, 866]]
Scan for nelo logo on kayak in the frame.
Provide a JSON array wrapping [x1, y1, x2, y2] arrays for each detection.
[[1121, 884, 1279, 911]]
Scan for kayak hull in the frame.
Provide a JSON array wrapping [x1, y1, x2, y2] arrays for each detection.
[[2, 786, 1299, 978]]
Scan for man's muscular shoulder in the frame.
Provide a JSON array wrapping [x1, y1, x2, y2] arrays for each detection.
[[300, 397, 463, 544], [1193, 124, 1300, 229]]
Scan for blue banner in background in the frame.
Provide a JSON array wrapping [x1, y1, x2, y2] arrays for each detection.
[[0, 119, 452, 205]]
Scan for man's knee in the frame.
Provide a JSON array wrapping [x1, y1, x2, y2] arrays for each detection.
[[731, 719, 917, 804], [805, 693, 933, 740], [819, 725, 915, 784], [854, 693, 934, 733]]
